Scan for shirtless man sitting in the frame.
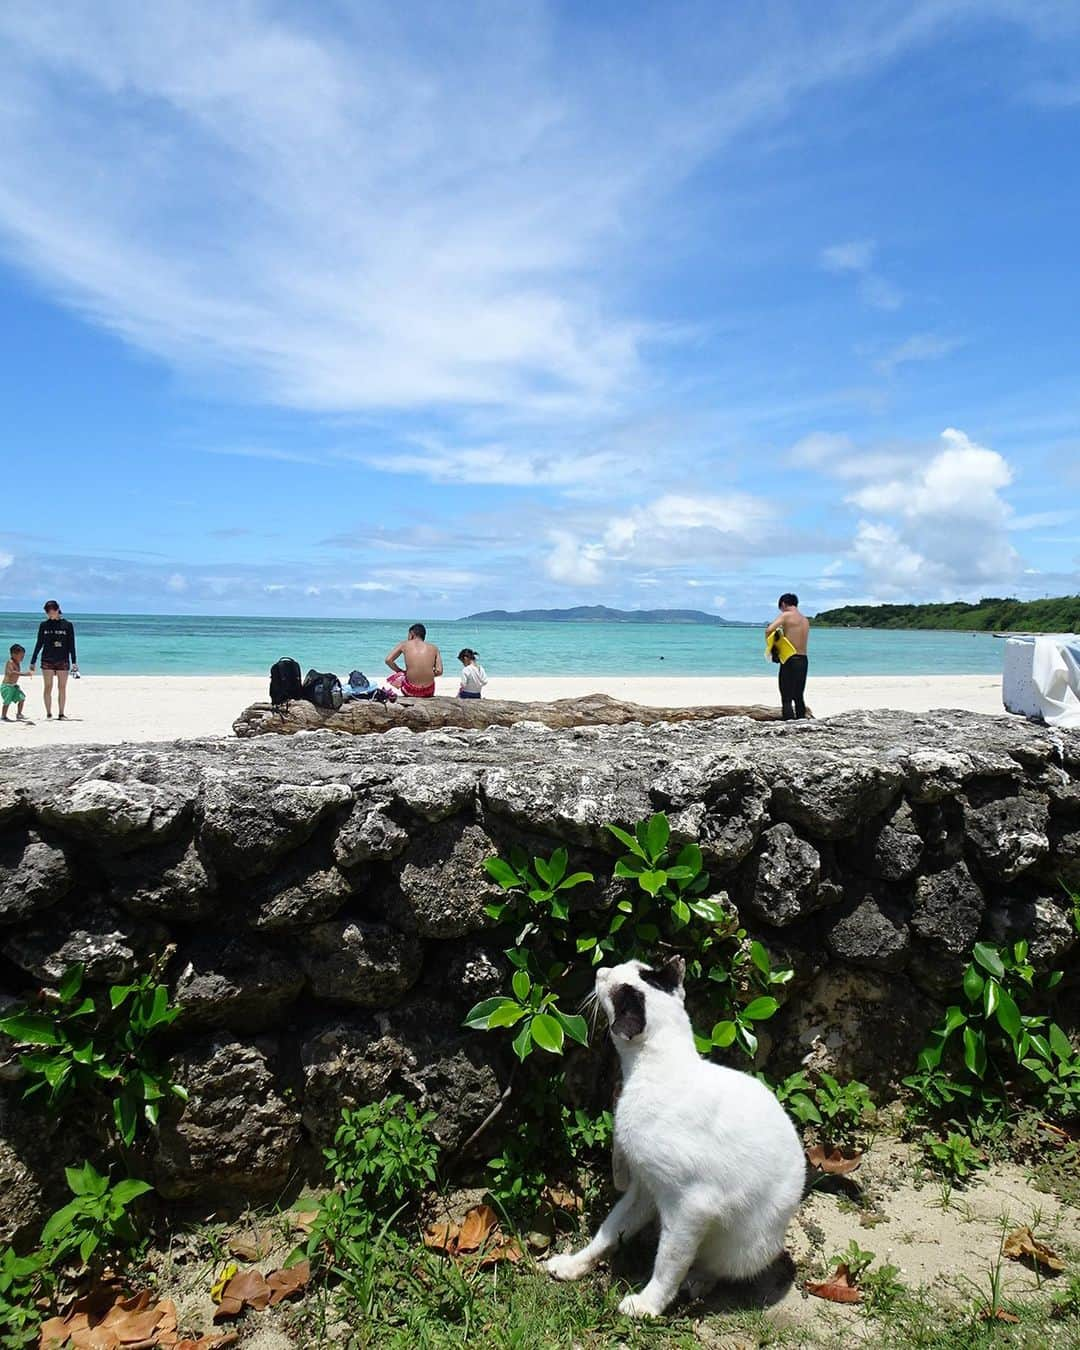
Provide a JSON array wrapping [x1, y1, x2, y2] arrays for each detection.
[[765, 592, 810, 720], [385, 623, 443, 698]]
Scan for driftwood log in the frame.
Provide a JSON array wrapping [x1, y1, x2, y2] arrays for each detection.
[[232, 692, 790, 738]]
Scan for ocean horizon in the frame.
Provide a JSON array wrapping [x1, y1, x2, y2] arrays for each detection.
[[0, 611, 1007, 678]]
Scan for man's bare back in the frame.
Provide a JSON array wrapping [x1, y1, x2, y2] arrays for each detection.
[[385, 624, 443, 689], [774, 607, 809, 654]]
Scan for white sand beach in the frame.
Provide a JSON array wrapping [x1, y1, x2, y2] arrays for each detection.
[[0, 672, 1008, 746]]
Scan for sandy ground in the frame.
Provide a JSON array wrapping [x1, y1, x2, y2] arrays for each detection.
[[0, 672, 1007, 746]]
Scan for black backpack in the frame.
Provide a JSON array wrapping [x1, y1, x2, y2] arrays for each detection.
[[269, 657, 303, 705], [303, 669, 344, 711]]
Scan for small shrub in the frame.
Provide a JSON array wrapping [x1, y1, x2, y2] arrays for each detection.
[[40, 1161, 153, 1268], [0, 959, 186, 1149], [0, 1246, 52, 1349], [772, 1069, 875, 1145], [925, 1131, 986, 1183]]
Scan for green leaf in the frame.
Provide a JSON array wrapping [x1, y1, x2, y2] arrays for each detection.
[[529, 1013, 565, 1055], [512, 970, 531, 1003], [637, 870, 667, 897], [962, 965, 984, 1003], [532, 855, 553, 886], [0, 1012, 62, 1046], [635, 922, 660, 942], [995, 990, 1022, 1041], [576, 935, 598, 952], [114, 1092, 138, 1146], [510, 1024, 532, 1062], [972, 943, 1005, 979], [743, 996, 780, 1022], [614, 857, 645, 877], [487, 1004, 525, 1029], [690, 898, 729, 925], [108, 983, 135, 1010], [675, 842, 702, 874], [109, 1178, 153, 1206], [57, 963, 84, 1004], [485, 857, 523, 890], [553, 1009, 589, 1046], [941, 1006, 968, 1036], [606, 823, 646, 859], [664, 865, 695, 881], [749, 941, 771, 976], [963, 1026, 987, 1078], [549, 895, 570, 922], [1049, 1022, 1073, 1062], [41, 1198, 81, 1246], [462, 997, 512, 1030], [672, 898, 690, 926], [983, 978, 999, 1018], [710, 1020, 737, 1048], [693, 1033, 713, 1055], [547, 849, 568, 885], [645, 812, 670, 861], [43, 1058, 71, 1089], [558, 871, 594, 890], [736, 1024, 759, 1058]]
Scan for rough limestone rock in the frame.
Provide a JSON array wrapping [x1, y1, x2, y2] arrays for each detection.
[[909, 862, 986, 992], [300, 1002, 502, 1152], [0, 708, 1075, 1218], [197, 774, 353, 876], [153, 1037, 301, 1201], [743, 822, 825, 927], [335, 804, 409, 867], [298, 920, 423, 1005], [1, 898, 168, 984], [172, 937, 305, 1032], [963, 793, 1051, 881], [825, 885, 911, 972], [0, 831, 73, 924], [104, 836, 219, 921], [393, 823, 501, 939], [233, 692, 787, 738]]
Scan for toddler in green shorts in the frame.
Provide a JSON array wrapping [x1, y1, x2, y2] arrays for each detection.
[[2, 644, 29, 720]]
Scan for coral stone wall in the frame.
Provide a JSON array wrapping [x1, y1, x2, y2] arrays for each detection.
[[1, 711, 1077, 1240]]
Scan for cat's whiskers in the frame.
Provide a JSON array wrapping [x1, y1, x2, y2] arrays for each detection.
[[578, 988, 602, 1035]]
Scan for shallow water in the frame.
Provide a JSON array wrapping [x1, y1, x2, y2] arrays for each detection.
[[0, 612, 1007, 678]]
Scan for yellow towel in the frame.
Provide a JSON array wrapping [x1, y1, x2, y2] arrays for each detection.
[[766, 630, 798, 664]]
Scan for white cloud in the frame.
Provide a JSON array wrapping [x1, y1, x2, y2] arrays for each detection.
[[820, 238, 901, 310], [166, 572, 187, 593], [0, 552, 13, 571], [712, 595, 727, 609], [544, 531, 603, 586], [846, 428, 1020, 596], [875, 333, 963, 374]]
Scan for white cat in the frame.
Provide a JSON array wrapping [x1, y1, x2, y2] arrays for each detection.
[[545, 956, 805, 1319]]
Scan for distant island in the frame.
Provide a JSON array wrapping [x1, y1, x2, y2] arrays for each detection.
[[814, 595, 1080, 633], [461, 605, 755, 626]]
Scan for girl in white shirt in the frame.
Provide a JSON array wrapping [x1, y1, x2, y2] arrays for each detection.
[[457, 648, 488, 699]]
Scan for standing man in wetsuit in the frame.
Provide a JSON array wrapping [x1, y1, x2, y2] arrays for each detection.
[[765, 593, 809, 720], [29, 600, 78, 720]]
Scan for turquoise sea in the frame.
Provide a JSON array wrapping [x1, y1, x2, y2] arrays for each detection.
[[0, 612, 1007, 678]]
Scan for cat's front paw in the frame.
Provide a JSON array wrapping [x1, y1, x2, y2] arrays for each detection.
[[618, 1292, 662, 1319], [545, 1252, 589, 1282]]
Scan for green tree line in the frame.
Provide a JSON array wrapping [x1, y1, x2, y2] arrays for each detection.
[[813, 595, 1080, 632]]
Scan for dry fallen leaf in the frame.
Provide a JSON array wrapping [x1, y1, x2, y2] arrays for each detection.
[[212, 1268, 271, 1322], [1003, 1226, 1066, 1273], [422, 1220, 459, 1253], [980, 1307, 1021, 1324], [226, 1227, 277, 1262], [37, 1291, 203, 1350], [475, 1235, 523, 1268], [805, 1264, 862, 1304], [543, 1186, 582, 1213], [290, 1210, 319, 1235], [266, 1261, 311, 1306], [456, 1204, 499, 1252], [806, 1144, 863, 1175]]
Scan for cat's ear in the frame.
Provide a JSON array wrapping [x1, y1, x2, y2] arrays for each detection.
[[610, 984, 646, 1040], [640, 956, 685, 996]]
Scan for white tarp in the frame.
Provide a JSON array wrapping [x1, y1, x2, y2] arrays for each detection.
[[1030, 636, 1080, 728]]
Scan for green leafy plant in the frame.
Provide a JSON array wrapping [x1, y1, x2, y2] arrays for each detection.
[[0, 959, 187, 1148], [463, 966, 588, 1062], [904, 939, 1080, 1126], [772, 1070, 824, 1128], [925, 1130, 986, 1182], [771, 1069, 875, 1145], [860, 1259, 905, 1316], [40, 1161, 153, 1268], [483, 846, 594, 939], [0, 1245, 52, 1349], [295, 1095, 440, 1270], [830, 1238, 876, 1283]]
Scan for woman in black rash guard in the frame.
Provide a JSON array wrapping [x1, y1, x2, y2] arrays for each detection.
[[29, 600, 78, 720]]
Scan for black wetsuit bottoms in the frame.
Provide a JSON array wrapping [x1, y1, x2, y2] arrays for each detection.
[[779, 655, 808, 720]]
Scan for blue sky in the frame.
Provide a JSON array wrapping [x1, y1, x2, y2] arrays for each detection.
[[0, 0, 1078, 621]]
